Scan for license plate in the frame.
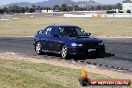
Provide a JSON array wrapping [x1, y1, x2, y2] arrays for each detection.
[[88, 49, 96, 52]]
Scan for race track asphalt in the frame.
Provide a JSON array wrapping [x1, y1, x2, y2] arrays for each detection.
[[0, 37, 132, 72]]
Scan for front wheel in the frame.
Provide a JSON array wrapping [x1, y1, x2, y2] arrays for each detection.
[[98, 47, 105, 57], [61, 45, 68, 58]]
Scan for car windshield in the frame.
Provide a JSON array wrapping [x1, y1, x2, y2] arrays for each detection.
[[59, 26, 89, 37]]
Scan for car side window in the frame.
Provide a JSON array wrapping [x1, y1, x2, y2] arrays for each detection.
[[42, 27, 52, 37], [40, 29, 46, 35], [50, 27, 59, 37]]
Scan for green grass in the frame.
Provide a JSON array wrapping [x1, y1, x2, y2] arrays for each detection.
[[0, 59, 131, 88], [0, 60, 131, 88], [0, 16, 132, 37]]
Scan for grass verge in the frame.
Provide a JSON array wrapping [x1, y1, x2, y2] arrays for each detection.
[[0, 59, 112, 88], [0, 55, 132, 88], [0, 16, 132, 37], [0, 51, 132, 88]]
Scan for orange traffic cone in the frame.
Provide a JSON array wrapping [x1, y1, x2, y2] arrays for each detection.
[[81, 67, 89, 78], [79, 67, 91, 86]]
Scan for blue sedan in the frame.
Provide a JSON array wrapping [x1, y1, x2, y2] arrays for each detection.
[[33, 25, 105, 58]]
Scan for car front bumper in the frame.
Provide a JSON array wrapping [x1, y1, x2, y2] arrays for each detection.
[[67, 46, 105, 56]]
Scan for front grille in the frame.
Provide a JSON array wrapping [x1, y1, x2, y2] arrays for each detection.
[[84, 42, 98, 47]]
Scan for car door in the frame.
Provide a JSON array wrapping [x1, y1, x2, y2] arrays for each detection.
[[42, 26, 53, 51], [48, 26, 63, 53], [39, 27, 51, 51]]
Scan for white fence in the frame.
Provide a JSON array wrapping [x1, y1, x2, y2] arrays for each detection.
[[64, 13, 132, 18], [107, 13, 132, 18], [64, 14, 93, 17]]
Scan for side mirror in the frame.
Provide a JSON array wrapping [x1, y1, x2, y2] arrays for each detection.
[[53, 34, 59, 38], [86, 33, 91, 36], [88, 33, 91, 36]]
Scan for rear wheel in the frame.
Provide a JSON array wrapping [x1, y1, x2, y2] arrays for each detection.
[[35, 42, 43, 55], [61, 45, 68, 58]]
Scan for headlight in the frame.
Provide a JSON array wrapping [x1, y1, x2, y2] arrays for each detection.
[[71, 43, 83, 47], [98, 42, 104, 46]]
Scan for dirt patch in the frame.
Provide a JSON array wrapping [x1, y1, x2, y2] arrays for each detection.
[[0, 52, 132, 80]]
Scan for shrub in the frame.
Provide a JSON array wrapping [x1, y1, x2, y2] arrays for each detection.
[[126, 10, 131, 13]]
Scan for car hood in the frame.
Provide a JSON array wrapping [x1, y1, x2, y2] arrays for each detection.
[[66, 36, 103, 43]]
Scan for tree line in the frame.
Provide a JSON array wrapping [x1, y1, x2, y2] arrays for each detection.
[[0, 5, 50, 14], [0, 3, 123, 14]]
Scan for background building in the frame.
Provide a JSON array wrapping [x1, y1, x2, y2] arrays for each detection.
[[122, 0, 132, 13]]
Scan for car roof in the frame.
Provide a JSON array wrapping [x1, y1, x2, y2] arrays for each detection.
[[50, 24, 78, 28]]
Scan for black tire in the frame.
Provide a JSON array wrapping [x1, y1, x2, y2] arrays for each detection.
[[35, 42, 43, 55], [98, 47, 105, 57], [61, 45, 68, 59]]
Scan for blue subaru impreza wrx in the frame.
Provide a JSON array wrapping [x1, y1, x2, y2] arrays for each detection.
[[33, 25, 105, 58]]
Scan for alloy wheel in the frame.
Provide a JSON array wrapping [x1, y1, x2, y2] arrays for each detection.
[[61, 45, 67, 58]]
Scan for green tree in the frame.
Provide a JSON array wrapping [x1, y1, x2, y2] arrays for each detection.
[[116, 3, 122, 10], [25, 6, 29, 12], [36, 6, 41, 10], [67, 6, 73, 11], [12, 5, 19, 13], [53, 5, 60, 11], [73, 5, 79, 11], [2, 7, 8, 14], [20, 7, 26, 13], [32, 5, 36, 10], [29, 8, 35, 13], [61, 4, 68, 12], [97, 5, 102, 10], [0, 9, 4, 14], [126, 10, 131, 13]]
